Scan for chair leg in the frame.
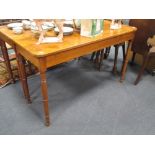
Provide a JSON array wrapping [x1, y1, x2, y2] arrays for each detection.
[[122, 43, 126, 61], [78, 57, 81, 61], [113, 45, 119, 74], [152, 69, 155, 76], [131, 52, 136, 65], [98, 49, 105, 71], [95, 50, 100, 64], [104, 47, 111, 59], [90, 52, 96, 61], [27, 61, 34, 75], [134, 55, 149, 85]]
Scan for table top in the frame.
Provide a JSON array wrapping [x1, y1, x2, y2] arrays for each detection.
[[0, 20, 137, 58]]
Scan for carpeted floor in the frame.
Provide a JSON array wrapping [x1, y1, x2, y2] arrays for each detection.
[[0, 48, 155, 135]]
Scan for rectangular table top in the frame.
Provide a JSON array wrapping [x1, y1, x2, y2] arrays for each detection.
[[0, 20, 136, 58]]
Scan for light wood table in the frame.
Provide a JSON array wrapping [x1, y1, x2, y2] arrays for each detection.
[[0, 21, 137, 126]]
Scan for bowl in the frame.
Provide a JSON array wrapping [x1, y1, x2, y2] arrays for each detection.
[[42, 22, 54, 30], [31, 29, 41, 38], [22, 20, 31, 30], [64, 20, 73, 27], [13, 27, 23, 34], [42, 25, 53, 31], [54, 27, 73, 35]]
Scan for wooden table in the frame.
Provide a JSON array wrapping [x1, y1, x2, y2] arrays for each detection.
[[0, 21, 137, 126]]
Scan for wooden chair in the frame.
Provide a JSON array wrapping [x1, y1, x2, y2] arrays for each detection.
[[0, 20, 22, 83], [135, 46, 155, 85], [0, 41, 35, 83], [90, 19, 126, 72], [91, 43, 126, 73], [129, 19, 155, 84], [0, 40, 15, 83], [103, 43, 125, 73], [0, 20, 35, 84]]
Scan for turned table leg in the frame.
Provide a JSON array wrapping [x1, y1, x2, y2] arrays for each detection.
[[14, 46, 31, 103], [0, 39, 15, 83], [39, 58, 50, 126], [120, 40, 133, 82], [19, 54, 31, 103]]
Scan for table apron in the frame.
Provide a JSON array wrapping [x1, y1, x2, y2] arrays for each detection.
[[0, 31, 135, 69], [46, 32, 135, 68]]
